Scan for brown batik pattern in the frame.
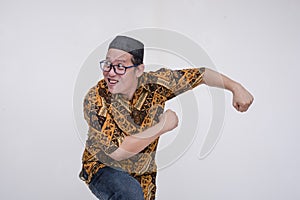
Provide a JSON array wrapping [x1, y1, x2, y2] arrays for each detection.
[[80, 67, 205, 200]]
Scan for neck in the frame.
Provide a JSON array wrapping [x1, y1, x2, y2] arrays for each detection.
[[122, 79, 138, 100]]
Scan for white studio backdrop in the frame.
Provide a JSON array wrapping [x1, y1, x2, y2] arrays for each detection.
[[1, 0, 299, 200]]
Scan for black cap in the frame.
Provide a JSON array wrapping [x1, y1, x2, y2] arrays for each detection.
[[108, 35, 144, 64]]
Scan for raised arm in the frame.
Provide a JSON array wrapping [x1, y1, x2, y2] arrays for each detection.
[[203, 68, 254, 112], [109, 109, 178, 161]]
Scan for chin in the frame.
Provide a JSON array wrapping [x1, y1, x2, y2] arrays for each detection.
[[108, 87, 120, 94], [108, 88, 116, 94]]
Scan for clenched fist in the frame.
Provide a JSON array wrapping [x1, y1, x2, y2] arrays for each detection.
[[232, 83, 254, 112], [158, 109, 179, 134]]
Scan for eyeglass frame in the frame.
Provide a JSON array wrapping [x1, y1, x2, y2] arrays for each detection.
[[99, 60, 139, 75]]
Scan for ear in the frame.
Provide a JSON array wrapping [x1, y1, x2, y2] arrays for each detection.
[[135, 64, 145, 77]]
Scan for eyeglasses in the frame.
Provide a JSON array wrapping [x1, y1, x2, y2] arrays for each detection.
[[99, 60, 138, 75]]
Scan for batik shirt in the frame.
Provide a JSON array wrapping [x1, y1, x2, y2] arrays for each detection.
[[79, 67, 205, 200]]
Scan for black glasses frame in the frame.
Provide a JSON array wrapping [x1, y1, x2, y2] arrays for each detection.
[[99, 60, 138, 75]]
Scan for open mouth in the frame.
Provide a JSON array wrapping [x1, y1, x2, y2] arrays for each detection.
[[108, 78, 119, 85]]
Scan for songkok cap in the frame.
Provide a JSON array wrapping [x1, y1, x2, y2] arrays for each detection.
[[108, 35, 144, 64]]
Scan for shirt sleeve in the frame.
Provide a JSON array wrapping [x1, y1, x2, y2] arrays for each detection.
[[147, 67, 205, 100]]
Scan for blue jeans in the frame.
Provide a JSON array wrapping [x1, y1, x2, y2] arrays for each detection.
[[89, 167, 145, 200]]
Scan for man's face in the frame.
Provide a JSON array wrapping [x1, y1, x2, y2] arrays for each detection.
[[103, 48, 143, 99]]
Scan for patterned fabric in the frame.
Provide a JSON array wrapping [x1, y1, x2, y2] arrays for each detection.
[[80, 67, 205, 200]]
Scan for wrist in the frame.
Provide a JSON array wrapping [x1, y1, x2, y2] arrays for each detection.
[[229, 81, 242, 95], [155, 121, 165, 136]]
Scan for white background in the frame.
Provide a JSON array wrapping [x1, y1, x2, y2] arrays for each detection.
[[1, 0, 299, 199]]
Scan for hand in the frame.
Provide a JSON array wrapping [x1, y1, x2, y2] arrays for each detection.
[[232, 83, 254, 112], [158, 109, 179, 134]]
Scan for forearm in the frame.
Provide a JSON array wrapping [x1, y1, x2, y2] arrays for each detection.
[[203, 68, 254, 112], [108, 122, 164, 161], [203, 68, 240, 93]]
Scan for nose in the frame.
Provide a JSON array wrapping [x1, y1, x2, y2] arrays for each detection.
[[107, 66, 117, 76]]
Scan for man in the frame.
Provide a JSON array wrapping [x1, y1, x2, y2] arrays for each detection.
[[79, 35, 254, 200]]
